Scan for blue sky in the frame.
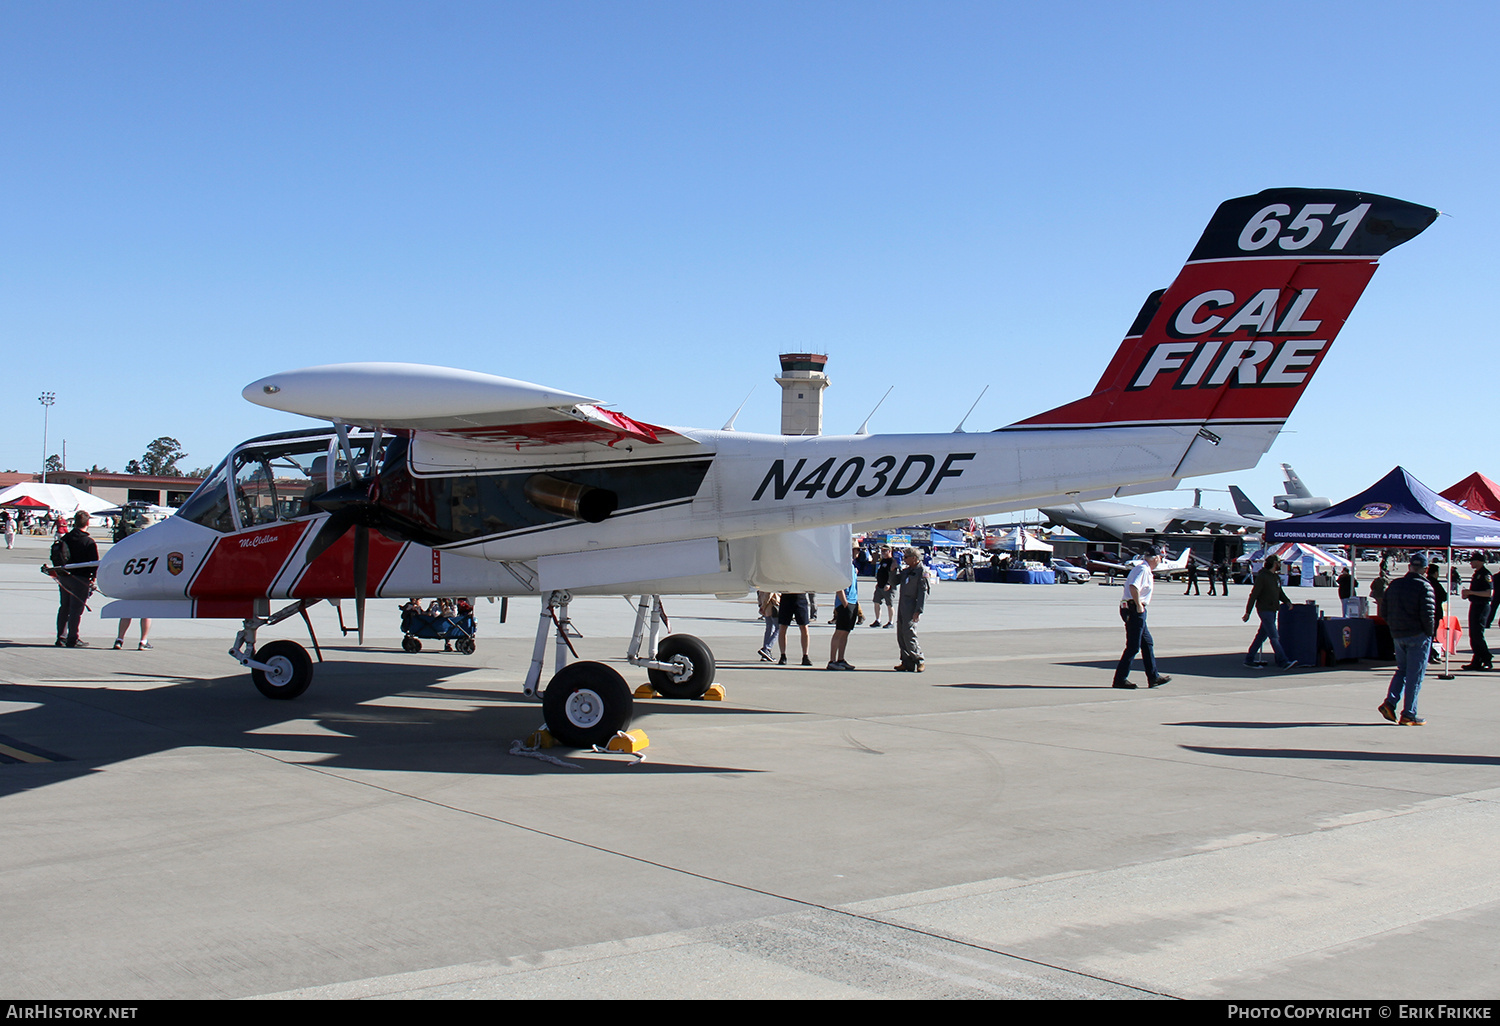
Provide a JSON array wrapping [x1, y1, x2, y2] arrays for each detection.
[[2, 1, 1494, 513]]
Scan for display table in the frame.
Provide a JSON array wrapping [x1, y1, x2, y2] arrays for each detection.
[[975, 568, 1055, 584], [1319, 617, 1380, 662], [1277, 604, 1381, 665], [1277, 604, 1321, 666]]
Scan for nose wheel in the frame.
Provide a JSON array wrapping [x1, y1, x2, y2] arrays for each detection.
[[250, 640, 314, 699]]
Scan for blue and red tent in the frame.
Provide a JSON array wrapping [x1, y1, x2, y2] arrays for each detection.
[[1265, 467, 1500, 549]]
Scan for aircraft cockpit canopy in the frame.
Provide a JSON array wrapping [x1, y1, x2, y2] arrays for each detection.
[[175, 430, 386, 534]]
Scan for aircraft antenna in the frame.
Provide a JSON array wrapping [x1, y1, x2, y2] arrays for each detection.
[[856, 387, 894, 436], [952, 385, 990, 433], [721, 387, 755, 431]]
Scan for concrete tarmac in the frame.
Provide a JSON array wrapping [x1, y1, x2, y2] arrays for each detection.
[[2, 536, 1497, 1000]]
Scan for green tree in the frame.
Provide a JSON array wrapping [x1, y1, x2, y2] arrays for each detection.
[[45, 454, 62, 473], [135, 437, 187, 477]]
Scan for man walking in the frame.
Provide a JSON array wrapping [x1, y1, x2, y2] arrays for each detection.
[[893, 547, 928, 672], [53, 511, 98, 648], [1461, 553, 1492, 671], [1379, 554, 1436, 726], [1242, 554, 1297, 669], [1114, 549, 1170, 690]]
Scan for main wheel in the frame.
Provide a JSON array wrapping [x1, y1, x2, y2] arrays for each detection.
[[542, 661, 633, 748], [251, 640, 313, 700], [647, 633, 716, 699], [402, 635, 421, 653]]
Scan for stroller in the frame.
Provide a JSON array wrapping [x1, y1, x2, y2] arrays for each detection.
[[400, 600, 478, 655]]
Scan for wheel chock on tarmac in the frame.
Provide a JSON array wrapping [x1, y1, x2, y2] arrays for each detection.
[[602, 729, 650, 754], [524, 727, 558, 748], [633, 682, 726, 701]]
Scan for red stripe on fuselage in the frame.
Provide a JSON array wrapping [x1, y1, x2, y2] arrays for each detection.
[[188, 523, 311, 600], [291, 531, 406, 599]]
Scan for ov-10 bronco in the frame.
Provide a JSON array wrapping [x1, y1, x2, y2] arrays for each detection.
[[93, 188, 1437, 747]]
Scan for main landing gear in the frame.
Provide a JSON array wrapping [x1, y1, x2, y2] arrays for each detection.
[[524, 591, 717, 748]]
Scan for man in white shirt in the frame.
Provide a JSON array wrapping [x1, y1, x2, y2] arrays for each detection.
[[1114, 549, 1171, 690]]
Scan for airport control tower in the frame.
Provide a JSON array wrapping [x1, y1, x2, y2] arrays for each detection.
[[775, 353, 829, 436]]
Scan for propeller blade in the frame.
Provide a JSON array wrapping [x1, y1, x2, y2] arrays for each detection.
[[305, 506, 360, 565], [354, 524, 368, 646]]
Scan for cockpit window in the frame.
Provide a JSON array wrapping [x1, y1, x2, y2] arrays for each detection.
[[176, 458, 235, 533], [233, 440, 334, 527], [177, 437, 344, 534]]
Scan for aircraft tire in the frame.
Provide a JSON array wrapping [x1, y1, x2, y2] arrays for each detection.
[[647, 634, 715, 699], [543, 661, 633, 748], [251, 640, 313, 700], [402, 636, 421, 653]]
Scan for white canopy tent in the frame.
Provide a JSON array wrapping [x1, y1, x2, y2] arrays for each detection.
[[989, 527, 1053, 552], [0, 482, 115, 516]]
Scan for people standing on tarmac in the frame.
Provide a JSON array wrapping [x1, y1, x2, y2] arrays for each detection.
[[1184, 559, 1200, 596], [1379, 554, 1436, 726], [1207, 559, 1219, 596], [893, 546, 928, 672], [1242, 554, 1296, 670], [870, 545, 897, 628], [1219, 561, 1232, 596], [53, 511, 98, 649], [1113, 549, 1170, 690], [1426, 564, 1448, 664], [777, 592, 812, 666], [1461, 553, 1492, 671], [828, 579, 858, 670], [1370, 569, 1390, 617], [114, 618, 153, 650], [2, 510, 14, 549], [756, 591, 779, 662]]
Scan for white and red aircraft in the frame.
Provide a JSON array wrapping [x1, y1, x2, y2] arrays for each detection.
[[93, 189, 1436, 746]]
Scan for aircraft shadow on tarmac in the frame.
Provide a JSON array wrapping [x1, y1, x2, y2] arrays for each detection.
[[1169, 720, 1373, 729], [1060, 653, 1393, 680], [0, 660, 781, 796], [1181, 746, 1500, 766]]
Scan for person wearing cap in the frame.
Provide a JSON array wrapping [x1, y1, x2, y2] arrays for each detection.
[[1461, 553, 1493, 671], [1379, 553, 1437, 726], [1113, 549, 1170, 690], [1242, 553, 1296, 669]]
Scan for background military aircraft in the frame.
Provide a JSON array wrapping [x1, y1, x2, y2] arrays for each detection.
[[1228, 464, 1332, 521]]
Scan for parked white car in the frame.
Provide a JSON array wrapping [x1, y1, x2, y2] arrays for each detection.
[[1050, 558, 1091, 584]]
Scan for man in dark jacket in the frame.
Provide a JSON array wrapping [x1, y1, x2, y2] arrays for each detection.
[[1242, 554, 1295, 669], [53, 511, 99, 648], [1379, 554, 1436, 726]]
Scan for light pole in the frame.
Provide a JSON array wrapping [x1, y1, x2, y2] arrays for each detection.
[[38, 392, 55, 483]]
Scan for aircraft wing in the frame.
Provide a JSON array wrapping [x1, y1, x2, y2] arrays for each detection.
[[1163, 506, 1262, 533], [243, 363, 693, 453]]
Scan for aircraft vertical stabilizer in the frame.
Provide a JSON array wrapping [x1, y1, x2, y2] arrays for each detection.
[[1009, 190, 1437, 481]]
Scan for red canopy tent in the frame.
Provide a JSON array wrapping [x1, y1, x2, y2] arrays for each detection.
[[0, 495, 51, 508], [1440, 473, 1500, 519]]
